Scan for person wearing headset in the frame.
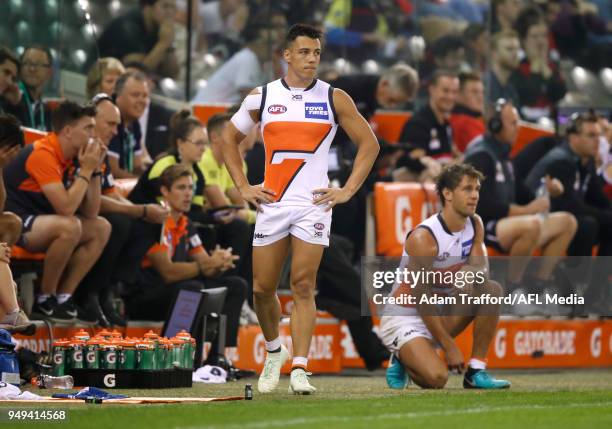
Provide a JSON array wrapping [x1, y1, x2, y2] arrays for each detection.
[[464, 99, 577, 315]]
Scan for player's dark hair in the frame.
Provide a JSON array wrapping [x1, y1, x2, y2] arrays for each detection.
[[51, 100, 96, 133], [206, 112, 232, 137], [168, 109, 202, 154], [0, 46, 19, 73], [0, 114, 24, 148], [436, 164, 484, 206], [160, 163, 192, 190], [285, 23, 322, 47]]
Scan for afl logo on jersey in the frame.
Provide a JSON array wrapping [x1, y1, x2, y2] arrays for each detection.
[[268, 104, 287, 114], [305, 102, 329, 119]]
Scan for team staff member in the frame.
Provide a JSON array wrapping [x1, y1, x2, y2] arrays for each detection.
[[124, 164, 245, 365], [4, 101, 110, 321], [222, 24, 379, 394], [464, 99, 576, 300], [69, 94, 169, 326], [397, 70, 460, 181], [382, 164, 511, 390]]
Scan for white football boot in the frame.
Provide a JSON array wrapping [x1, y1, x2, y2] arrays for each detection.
[[257, 344, 289, 393], [288, 368, 316, 395]]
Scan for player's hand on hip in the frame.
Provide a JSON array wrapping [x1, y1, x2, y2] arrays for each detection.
[[239, 185, 275, 211], [444, 343, 465, 374], [312, 187, 351, 210]]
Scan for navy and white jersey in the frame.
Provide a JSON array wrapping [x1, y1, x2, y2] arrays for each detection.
[[385, 212, 476, 316]]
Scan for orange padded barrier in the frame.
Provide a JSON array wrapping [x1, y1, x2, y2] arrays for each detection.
[[191, 104, 230, 125], [373, 182, 440, 256]]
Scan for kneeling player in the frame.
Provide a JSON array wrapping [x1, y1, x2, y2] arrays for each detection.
[[380, 164, 510, 389]]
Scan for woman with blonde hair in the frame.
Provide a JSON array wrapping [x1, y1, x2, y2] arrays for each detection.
[[86, 57, 125, 99]]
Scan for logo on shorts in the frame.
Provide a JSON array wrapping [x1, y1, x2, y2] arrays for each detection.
[[403, 329, 417, 337], [314, 223, 325, 231], [305, 103, 329, 119], [268, 104, 287, 114], [254, 233, 268, 239], [435, 252, 450, 262], [392, 337, 398, 347]]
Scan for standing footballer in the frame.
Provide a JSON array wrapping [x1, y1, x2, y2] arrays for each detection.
[[222, 23, 379, 394]]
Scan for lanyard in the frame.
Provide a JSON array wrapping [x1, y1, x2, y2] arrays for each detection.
[[19, 82, 45, 130], [124, 128, 135, 173]]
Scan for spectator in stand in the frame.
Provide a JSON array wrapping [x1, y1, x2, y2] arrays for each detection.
[[323, 0, 390, 63], [96, 0, 179, 79], [123, 62, 174, 160], [492, 0, 524, 33], [0, 115, 23, 245], [550, 0, 612, 70], [3, 101, 111, 322], [512, 7, 566, 122], [192, 23, 275, 104], [450, 72, 485, 153], [72, 94, 169, 327], [330, 64, 419, 121], [419, 35, 465, 91], [194, 0, 250, 56], [486, 30, 521, 107], [86, 57, 126, 100], [464, 99, 577, 305], [5, 46, 54, 131], [124, 164, 246, 367], [526, 111, 611, 257], [0, 47, 20, 115], [463, 23, 488, 74], [108, 71, 149, 179], [396, 70, 460, 182]]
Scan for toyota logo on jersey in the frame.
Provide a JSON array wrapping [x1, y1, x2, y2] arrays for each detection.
[[268, 104, 287, 114]]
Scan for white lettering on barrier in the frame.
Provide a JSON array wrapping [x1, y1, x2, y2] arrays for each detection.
[[395, 196, 411, 245], [514, 330, 576, 356], [340, 324, 358, 360], [494, 328, 506, 359], [590, 327, 602, 358], [308, 335, 333, 360]]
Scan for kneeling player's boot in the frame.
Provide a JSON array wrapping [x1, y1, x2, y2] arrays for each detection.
[[386, 354, 408, 389], [288, 368, 316, 395], [463, 368, 511, 389], [257, 344, 289, 393]]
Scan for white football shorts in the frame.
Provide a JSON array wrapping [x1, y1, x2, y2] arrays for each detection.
[[379, 315, 435, 353], [252, 204, 331, 247]]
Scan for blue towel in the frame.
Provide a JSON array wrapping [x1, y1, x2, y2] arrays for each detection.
[[52, 386, 128, 400]]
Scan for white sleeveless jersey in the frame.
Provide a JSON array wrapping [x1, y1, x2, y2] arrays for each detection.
[[259, 78, 338, 206], [384, 213, 476, 316]]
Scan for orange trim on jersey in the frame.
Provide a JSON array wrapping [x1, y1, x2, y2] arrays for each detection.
[[262, 121, 332, 202]]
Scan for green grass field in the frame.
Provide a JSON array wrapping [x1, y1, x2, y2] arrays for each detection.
[[2, 369, 611, 428]]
